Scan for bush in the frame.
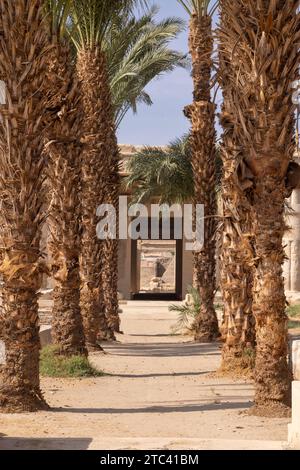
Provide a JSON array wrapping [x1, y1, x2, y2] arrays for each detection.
[[40, 346, 103, 378], [169, 286, 201, 334], [169, 286, 221, 334]]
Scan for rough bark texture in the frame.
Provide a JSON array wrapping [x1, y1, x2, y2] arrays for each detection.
[[0, 0, 50, 412], [103, 242, 121, 334], [252, 178, 291, 409], [0, 288, 48, 412], [45, 42, 87, 357], [218, 7, 256, 373], [98, 287, 114, 340], [185, 14, 219, 342], [103, 165, 121, 334], [219, 126, 255, 372], [77, 49, 118, 348], [219, 0, 299, 413]]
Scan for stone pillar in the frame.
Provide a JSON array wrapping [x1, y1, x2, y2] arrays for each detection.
[[291, 340, 300, 380], [288, 381, 300, 449], [284, 157, 300, 301]]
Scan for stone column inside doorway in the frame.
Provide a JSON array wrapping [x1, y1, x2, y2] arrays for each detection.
[[284, 157, 300, 302]]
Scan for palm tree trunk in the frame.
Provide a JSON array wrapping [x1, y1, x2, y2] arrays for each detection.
[[47, 139, 87, 356], [77, 48, 118, 349], [0, 0, 49, 412], [219, 0, 299, 412], [51, 269, 86, 355], [185, 14, 219, 342], [252, 178, 291, 409], [219, 138, 255, 372], [103, 240, 121, 333], [218, 10, 256, 372], [103, 167, 121, 334], [45, 43, 87, 357], [0, 285, 48, 412], [98, 286, 114, 340]]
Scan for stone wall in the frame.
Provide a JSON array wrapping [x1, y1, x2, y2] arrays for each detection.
[[284, 157, 300, 300], [289, 381, 300, 449]]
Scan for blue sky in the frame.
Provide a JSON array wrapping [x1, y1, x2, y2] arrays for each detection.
[[118, 1, 218, 146]]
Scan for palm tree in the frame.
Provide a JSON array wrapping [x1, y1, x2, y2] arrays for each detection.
[[68, 0, 150, 347], [125, 136, 222, 203], [177, 0, 219, 342], [101, 7, 187, 335], [43, 0, 87, 357], [106, 6, 187, 128], [218, 4, 256, 374], [125, 137, 194, 204], [44, 1, 186, 348], [219, 0, 299, 413], [0, 0, 50, 412]]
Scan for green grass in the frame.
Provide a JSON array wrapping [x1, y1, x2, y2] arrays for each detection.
[[40, 346, 104, 378], [288, 320, 300, 330], [242, 347, 256, 370], [286, 304, 300, 329], [286, 303, 300, 318]]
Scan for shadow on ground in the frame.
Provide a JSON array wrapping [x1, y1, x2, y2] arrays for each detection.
[[102, 342, 220, 358], [0, 437, 92, 450], [129, 334, 181, 338], [52, 401, 252, 414], [107, 370, 211, 378]]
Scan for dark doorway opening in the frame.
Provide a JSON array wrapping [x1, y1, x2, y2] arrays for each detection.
[[131, 218, 183, 300]]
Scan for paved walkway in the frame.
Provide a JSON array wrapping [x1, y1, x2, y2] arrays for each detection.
[[0, 302, 290, 450]]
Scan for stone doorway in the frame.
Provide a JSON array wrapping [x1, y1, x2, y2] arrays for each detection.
[[130, 218, 183, 300]]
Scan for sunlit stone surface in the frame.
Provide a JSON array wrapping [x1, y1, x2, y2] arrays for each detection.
[[289, 381, 300, 449]]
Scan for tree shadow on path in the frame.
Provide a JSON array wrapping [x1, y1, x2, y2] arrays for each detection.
[[102, 342, 220, 358], [52, 401, 252, 415], [0, 437, 92, 450]]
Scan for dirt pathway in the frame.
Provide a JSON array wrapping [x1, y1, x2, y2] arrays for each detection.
[[0, 303, 290, 450]]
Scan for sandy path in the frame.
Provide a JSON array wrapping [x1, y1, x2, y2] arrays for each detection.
[[0, 303, 290, 450]]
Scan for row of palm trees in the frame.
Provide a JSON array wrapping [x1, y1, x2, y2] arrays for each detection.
[[219, 0, 299, 413], [128, 0, 299, 415], [0, 0, 299, 416], [153, 0, 298, 415], [0, 0, 185, 412]]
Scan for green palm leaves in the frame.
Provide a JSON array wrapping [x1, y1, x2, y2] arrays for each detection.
[[70, 0, 149, 50], [125, 136, 194, 204], [44, 0, 71, 37], [107, 6, 187, 126], [177, 0, 218, 17], [44, 1, 186, 125], [125, 137, 222, 204]]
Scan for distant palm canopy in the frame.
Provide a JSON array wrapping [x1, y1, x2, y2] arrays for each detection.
[[124, 136, 222, 204]]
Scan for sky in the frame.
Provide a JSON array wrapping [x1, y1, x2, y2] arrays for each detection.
[[117, 1, 219, 147]]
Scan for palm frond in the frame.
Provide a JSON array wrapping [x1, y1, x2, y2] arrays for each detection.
[[124, 135, 194, 205], [169, 286, 201, 333], [69, 0, 149, 50], [44, 0, 72, 38], [104, 6, 188, 125], [65, 2, 186, 122], [177, 0, 217, 17], [125, 136, 223, 204]]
